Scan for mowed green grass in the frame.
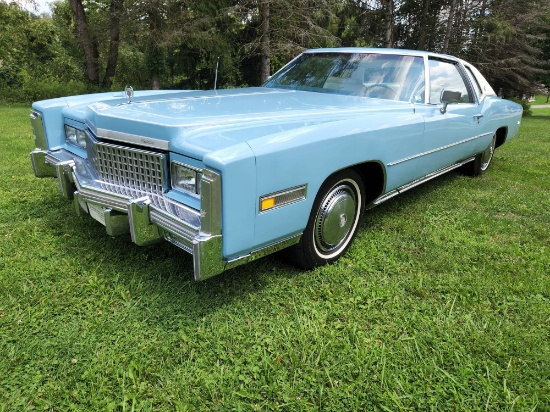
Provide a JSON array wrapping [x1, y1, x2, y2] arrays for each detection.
[[0, 103, 548, 411], [532, 95, 550, 105]]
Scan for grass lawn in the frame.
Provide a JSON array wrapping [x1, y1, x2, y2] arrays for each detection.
[[0, 103, 548, 411], [532, 95, 550, 105]]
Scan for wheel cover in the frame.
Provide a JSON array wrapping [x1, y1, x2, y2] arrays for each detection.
[[480, 134, 496, 172], [314, 183, 357, 254]]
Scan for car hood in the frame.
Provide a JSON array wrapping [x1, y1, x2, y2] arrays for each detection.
[[83, 87, 411, 159]]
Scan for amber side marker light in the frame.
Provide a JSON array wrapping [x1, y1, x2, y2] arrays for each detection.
[[261, 197, 276, 211], [259, 185, 308, 213]]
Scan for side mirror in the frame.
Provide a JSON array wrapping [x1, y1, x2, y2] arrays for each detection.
[[440, 90, 461, 114]]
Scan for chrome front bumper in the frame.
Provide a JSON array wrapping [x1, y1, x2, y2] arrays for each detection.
[[30, 148, 224, 281]]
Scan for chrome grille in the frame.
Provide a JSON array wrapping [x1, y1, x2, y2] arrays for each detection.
[[90, 141, 167, 195]]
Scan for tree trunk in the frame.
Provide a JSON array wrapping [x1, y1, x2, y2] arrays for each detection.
[[443, 0, 458, 53], [417, 0, 431, 50], [69, 0, 99, 85], [148, 6, 163, 90], [260, 0, 270, 83], [383, 0, 394, 48], [102, 0, 124, 90], [475, 0, 488, 41]]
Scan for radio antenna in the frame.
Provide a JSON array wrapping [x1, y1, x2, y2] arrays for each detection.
[[214, 57, 220, 91]]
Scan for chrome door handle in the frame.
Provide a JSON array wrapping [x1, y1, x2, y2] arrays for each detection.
[[473, 114, 484, 123]]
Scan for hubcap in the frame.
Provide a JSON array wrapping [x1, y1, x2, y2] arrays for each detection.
[[315, 184, 357, 253]]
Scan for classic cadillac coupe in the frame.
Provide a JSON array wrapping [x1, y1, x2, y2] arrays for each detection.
[[29, 48, 523, 280]]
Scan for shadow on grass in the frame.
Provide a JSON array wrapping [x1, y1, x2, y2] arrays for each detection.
[[530, 110, 550, 120], [13, 184, 299, 318], [14, 167, 473, 322]]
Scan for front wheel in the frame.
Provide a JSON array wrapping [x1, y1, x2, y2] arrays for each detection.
[[290, 169, 365, 269], [461, 133, 497, 176]]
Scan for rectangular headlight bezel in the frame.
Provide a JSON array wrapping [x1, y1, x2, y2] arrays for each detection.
[[64, 124, 87, 149], [171, 161, 202, 196]]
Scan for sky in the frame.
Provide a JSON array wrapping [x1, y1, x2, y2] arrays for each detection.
[[13, 0, 52, 15]]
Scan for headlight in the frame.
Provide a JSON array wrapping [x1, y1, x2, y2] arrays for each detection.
[[64, 125, 87, 149], [76, 129, 86, 148], [171, 162, 202, 195], [65, 125, 77, 145]]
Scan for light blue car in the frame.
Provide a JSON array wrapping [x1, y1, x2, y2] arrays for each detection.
[[29, 48, 523, 280]]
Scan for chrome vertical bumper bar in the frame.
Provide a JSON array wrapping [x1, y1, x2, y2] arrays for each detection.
[[30, 148, 224, 280]]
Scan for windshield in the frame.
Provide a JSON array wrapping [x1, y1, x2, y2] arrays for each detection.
[[264, 52, 425, 102]]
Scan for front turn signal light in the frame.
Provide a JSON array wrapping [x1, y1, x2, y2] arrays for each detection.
[[260, 197, 276, 211]]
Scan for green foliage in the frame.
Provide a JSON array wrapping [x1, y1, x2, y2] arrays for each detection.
[[1, 0, 549, 99], [509, 97, 533, 117], [109, 48, 150, 91], [0, 1, 89, 102], [27, 79, 88, 102], [0, 70, 88, 103], [0, 61, 23, 88], [1, 105, 549, 410]]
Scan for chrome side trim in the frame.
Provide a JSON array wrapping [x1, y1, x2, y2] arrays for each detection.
[[96, 128, 170, 151], [128, 197, 163, 246], [104, 208, 131, 236], [372, 156, 475, 207], [30, 111, 48, 149], [30, 149, 57, 178], [226, 235, 301, 269], [387, 132, 494, 167], [195, 234, 301, 281], [74, 183, 129, 212], [55, 160, 76, 199], [193, 169, 223, 280], [193, 235, 223, 281], [199, 170, 222, 237], [164, 233, 193, 255], [150, 209, 199, 243], [259, 185, 307, 213]]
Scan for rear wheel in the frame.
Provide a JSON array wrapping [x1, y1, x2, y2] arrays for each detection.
[[461, 133, 497, 176], [291, 169, 365, 269]]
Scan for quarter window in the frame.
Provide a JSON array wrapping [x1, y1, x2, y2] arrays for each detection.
[[465, 66, 483, 100], [429, 59, 471, 104]]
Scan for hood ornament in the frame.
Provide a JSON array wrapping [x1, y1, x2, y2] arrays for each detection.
[[125, 86, 134, 104]]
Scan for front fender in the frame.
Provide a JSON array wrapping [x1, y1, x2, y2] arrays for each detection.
[[203, 143, 257, 260], [248, 111, 424, 249]]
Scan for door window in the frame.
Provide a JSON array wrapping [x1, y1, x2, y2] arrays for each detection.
[[429, 59, 471, 104]]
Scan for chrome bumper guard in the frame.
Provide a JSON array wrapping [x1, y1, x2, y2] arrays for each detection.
[[30, 148, 224, 281]]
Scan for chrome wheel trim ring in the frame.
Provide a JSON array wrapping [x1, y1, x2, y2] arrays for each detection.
[[480, 134, 496, 172], [314, 181, 360, 258]]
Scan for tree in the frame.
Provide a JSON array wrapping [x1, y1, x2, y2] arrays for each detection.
[[103, 0, 124, 88], [235, 0, 339, 83], [3, 0, 550, 100], [459, 0, 550, 97], [442, 0, 458, 53], [68, 0, 124, 89], [260, 0, 270, 83], [382, 0, 394, 47], [0, 1, 89, 100], [68, 0, 99, 84]]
